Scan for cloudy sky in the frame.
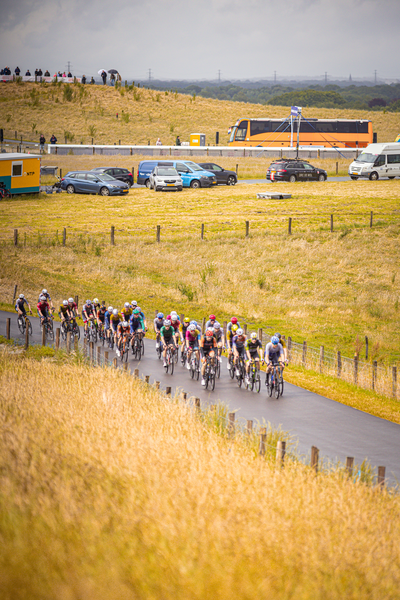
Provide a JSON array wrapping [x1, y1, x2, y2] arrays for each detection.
[[1, 0, 399, 82]]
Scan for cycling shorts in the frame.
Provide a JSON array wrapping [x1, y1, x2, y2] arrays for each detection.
[[234, 346, 246, 357]]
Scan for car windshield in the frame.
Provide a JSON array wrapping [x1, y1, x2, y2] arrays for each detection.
[[97, 174, 116, 181], [229, 127, 237, 143], [355, 153, 378, 163], [157, 168, 178, 176], [185, 161, 203, 172]]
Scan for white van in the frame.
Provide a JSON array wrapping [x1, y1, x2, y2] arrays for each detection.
[[348, 143, 400, 180]]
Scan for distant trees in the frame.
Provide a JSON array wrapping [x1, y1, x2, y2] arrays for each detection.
[[368, 98, 387, 108]]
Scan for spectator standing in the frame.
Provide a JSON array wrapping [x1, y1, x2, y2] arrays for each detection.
[[38, 68, 43, 77], [82, 75, 86, 84], [50, 134, 57, 144], [156, 138, 162, 146], [68, 71, 72, 77], [25, 69, 31, 76], [116, 73, 121, 83], [15, 66, 20, 76], [101, 70, 107, 85], [90, 76, 95, 84], [44, 69, 50, 77], [110, 72, 115, 86], [39, 134, 45, 153], [4, 66, 11, 75], [57, 71, 62, 77], [176, 135, 181, 146]]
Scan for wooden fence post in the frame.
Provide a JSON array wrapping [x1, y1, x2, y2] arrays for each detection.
[[97, 345, 101, 365], [13, 284, 18, 302], [104, 350, 109, 363], [370, 211, 373, 228], [156, 225, 161, 242], [319, 345, 324, 372], [6, 318, 10, 339], [113, 357, 117, 368], [145, 375, 150, 384], [287, 336, 292, 361], [259, 427, 266, 456], [74, 336, 78, 353], [288, 217, 292, 235], [311, 446, 319, 472], [276, 440, 286, 467], [247, 420, 253, 435], [365, 336, 368, 360], [123, 363, 128, 371], [195, 397, 200, 411], [180, 390, 186, 400], [62, 227, 66, 246], [66, 331, 71, 354], [335, 161, 338, 175], [258, 328, 263, 342], [302, 341, 307, 366], [41, 326, 46, 347], [223, 321, 227, 338], [74, 295, 79, 308], [202, 317, 206, 332], [392, 366, 397, 399], [14, 229, 18, 246], [24, 326, 29, 350], [201, 224, 204, 239], [243, 323, 247, 335], [337, 351, 342, 378], [83, 337, 87, 356], [377, 466, 386, 488], [89, 341, 94, 364], [245, 221, 249, 238], [111, 226, 115, 245], [372, 360, 377, 391], [346, 457, 354, 477], [330, 214, 333, 232], [156, 382, 161, 390], [354, 353, 359, 385], [228, 412, 235, 438], [134, 368, 139, 378]]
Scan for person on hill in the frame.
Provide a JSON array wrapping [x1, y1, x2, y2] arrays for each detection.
[[44, 69, 50, 77], [14, 66, 20, 76], [156, 138, 162, 146], [25, 69, 31, 76], [176, 135, 181, 146], [39, 134, 45, 153], [50, 134, 57, 144], [101, 70, 107, 85], [90, 76, 95, 84], [81, 75, 86, 84]]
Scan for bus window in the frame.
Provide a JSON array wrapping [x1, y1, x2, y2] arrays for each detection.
[[337, 122, 357, 133], [250, 121, 270, 136], [235, 120, 249, 141], [316, 121, 337, 133]]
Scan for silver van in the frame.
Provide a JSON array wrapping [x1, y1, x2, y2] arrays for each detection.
[[349, 143, 400, 180]]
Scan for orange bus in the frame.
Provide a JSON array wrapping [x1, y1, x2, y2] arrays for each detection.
[[228, 118, 373, 148]]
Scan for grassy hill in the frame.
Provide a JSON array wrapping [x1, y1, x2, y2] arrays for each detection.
[[1, 81, 399, 146], [1, 348, 399, 600]]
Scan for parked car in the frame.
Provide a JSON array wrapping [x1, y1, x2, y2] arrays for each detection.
[[149, 166, 183, 191], [137, 160, 217, 188], [348, 143, 400, 180], [60, 171, 129, 195], [197, 162, 237, 185], [266, 159, 327, 182], [91, 167, 134, 186]]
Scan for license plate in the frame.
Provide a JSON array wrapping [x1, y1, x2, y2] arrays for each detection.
[[166, 183, 175, 186]]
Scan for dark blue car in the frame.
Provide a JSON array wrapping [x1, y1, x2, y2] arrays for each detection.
[[61, 171, 129, 196]]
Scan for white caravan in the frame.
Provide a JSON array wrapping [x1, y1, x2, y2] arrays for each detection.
[[348, 143, 400, 180]]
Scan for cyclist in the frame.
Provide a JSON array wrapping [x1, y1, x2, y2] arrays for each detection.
[[245, 332, 263, 386], [59, 300, 73, 327], [130, 308, 145, 347], [265, 336, 285, 385], [154, 312, 164, 348], [232, 328, 247, 377], [226, 323, 239, 369], [67, 297, 78, 318], [179, 317, 191, 357], [116, 320, 131, 358], [110, 308, 122, 346], [160, 319, 177, 367], [82, 299, 95, 335], [104, 306, 113, 342], [205, 314, 217, 330], [92, 297, 101, 313], [170, 313, 181, 345], [226, 316, 240, 338], [274, 332, 288, 362], [213, 321, 225, 362], [121, 301, 133, 323], [37, 294, 51, 326], [39, 289, 54, 311], [97, 303, 107, 337], [136, 306, 148, 332], [15, 294, 32, 321], [185, 323, 200, 370], [199, 328, 217, 386]]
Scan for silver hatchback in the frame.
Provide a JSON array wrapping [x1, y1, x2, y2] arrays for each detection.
[[149, 166, 183, 192]]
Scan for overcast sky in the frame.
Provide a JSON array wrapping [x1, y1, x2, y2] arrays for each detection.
[[0, 0, 399, 82]]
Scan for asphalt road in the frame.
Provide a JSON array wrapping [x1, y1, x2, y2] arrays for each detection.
[[3, 310, 400, 485]]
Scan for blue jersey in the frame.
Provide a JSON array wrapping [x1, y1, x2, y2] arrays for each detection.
[[105, 310, 111, 325], [130, 315, 144, 331]]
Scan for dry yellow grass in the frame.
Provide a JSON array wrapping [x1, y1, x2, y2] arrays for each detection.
[[1, 81, 399, 147], [1, 349, 400, 599]]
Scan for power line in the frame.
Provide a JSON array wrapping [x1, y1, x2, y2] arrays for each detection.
[[148, 68, 152, 82], [217, 69, 221, 82]]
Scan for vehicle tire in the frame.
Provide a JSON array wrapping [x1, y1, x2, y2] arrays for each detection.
[[17, 317, 25, 334], [318, 174, 326, 182], [178, 187, 183, 191], [145, 179, 151, 189], [227, 175, 237, 186], [369, 171, 379, 181], [350, 176, 358, 180], [154, 187, 159, 192], [100, 187, 110, 196], [66, 184, 75, 194], [190, 180, 201, 189], [388, 176, 395, 180], [289, 175, 297, 183]]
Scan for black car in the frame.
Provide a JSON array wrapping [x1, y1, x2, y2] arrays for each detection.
[[266, 159, 327, 182], [91, 167, 134, 187], [198, 162, 237, 185]]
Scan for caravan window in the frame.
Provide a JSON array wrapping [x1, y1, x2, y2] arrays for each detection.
[[12, 161, 23, 177], [387, 154, 400, 164], [374, 155, 385, 167]]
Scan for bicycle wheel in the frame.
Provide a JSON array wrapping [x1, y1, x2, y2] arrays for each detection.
[[268, 375, 274, 397], [17, 316, 25, 334], [135, 339, 142, 360], [47, 322, 54, 341], [205, 367, 209, 390], [190, 356, 195, 379], [195, 356, 200, 380], [216, 356, 221, 379], [61, 323, 67, 341], [124, 344, 129, 362], [92, 326, 97, 343], [279, 373, 284, 397], [250, 368, 255, 391], [140, 336, 145, 355], [72, 322, 80, 340], [274, 379, 280, 399], [210, 368, 216, 391], [170, 351, 175, 374], [229, 356, 235, 379], [255, 371, 261, 393], [164, 350, 170, 373]]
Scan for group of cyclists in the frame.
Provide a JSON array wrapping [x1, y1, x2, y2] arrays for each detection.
[[15, 289, 288, 389]]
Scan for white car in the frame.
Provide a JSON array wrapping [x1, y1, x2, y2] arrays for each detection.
[[149, 166, 183, 192]]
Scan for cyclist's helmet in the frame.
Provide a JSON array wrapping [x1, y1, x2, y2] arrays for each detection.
[[171, 310, 177, 317], [39, 295, 46, 302], [63, 300, 68, 306], [86, 299, 91, 304], [164, 319, 171, 326], [131, 300, 137, 306], [206, 328, 214, 337], [112, 308, 119, 315], [157, 312, 164, 319], [108, 306, 113, 312], [232, 324, 238, 332], [275, 333, 281, 339], [231, 317, 238, 324], [42, 289, 47, 294], [271, 336, 279, 345], [133, 308, 140, 315], [209, 314, 216, 321], [171, 315, 178, 322], [122, 321, 128, 327], [93, 298, 99, 304], [251, 332, 258, 340], [188, 324, 196, 331], [68, 297, 74, 303], [214, 322, 221, 330], [190, 320, 197, 326], [184, 317, 190, 323], [19, 293, 24, 299], [124, 302, 130, 308], [237, 328, 243, 336]]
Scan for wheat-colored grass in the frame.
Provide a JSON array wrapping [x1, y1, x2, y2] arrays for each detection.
[[1, 350, 400, 599]]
